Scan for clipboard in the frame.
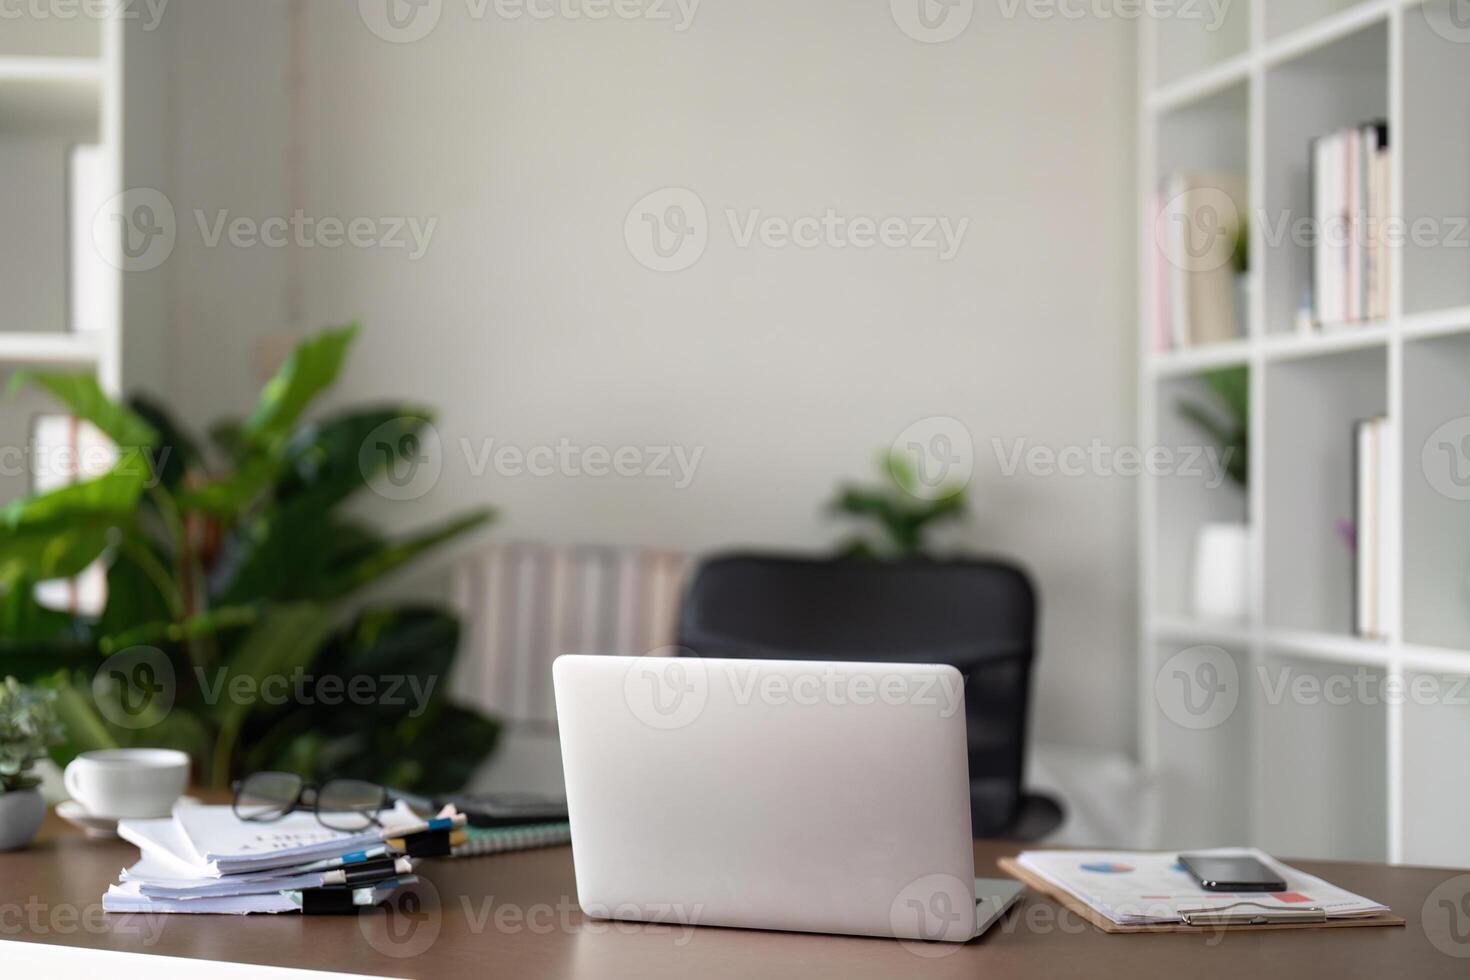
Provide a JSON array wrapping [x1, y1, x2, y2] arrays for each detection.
[[997, 857, 1405, 934]]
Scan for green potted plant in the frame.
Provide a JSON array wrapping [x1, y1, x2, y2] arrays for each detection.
[[0, 676, 63, 849], [1, 324, 499, 791], [1176, 366, 1250, 621], [828, 450, 968, 558]]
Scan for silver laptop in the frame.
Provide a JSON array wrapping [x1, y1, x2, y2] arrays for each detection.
[[553, 654, 1023, 943]]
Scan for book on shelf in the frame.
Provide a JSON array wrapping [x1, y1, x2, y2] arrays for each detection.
[[1311, 122, 1390, 331], [1353, 416, 1390, 641], [1150, 171, 1247, 353]]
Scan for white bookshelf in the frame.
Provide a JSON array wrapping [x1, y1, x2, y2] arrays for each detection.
[[1140, 0, 1470, 869]]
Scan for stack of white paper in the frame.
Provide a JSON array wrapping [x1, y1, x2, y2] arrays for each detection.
[[104, 803, 423, 914], [1015, 848, 1389, 926]]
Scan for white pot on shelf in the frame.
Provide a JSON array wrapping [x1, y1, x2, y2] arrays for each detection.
[[0, 788, 44, 851], [1191, 522, 1250, 622]]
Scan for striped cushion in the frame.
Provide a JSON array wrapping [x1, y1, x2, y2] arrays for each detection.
[[450, 542, 691, 725]]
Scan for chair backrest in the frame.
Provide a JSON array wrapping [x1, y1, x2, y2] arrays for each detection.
[[676, 552, 1039, 827]]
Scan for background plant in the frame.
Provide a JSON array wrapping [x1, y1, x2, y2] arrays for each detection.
[[0, 324, 497, 790], [828, 450, 968, 558], [0, 677, 63, 794], [1175, 366, 1249, 490]]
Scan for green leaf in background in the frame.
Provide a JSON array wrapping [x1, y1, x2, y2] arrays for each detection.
[[208, 419, 248, 464], [9, 372, 159, 450], [209, 602, 335, 782], [828, 450, 968, 558], [278, 407, 431, 510], [1176, 366, 1249, 489], [127, 395, 202, 492], [310, 510, 493, 599], [0, 465, 146, 532], [51, 683, 118, 756], [1, 325, 499, 791], [99, 605, 260, 656], [244, 323, 360, 448], [174, 455, 279, 516], [0, 525, 112, 582]]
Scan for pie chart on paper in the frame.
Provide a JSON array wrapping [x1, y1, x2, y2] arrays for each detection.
[[1079, 862, 1134, 873]]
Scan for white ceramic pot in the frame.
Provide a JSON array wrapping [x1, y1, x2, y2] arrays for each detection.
[[1191, 522, 1250, 621], [0, 788, 45, 851]]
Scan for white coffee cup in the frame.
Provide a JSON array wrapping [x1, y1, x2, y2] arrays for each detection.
[[63, 748, 190, 819]]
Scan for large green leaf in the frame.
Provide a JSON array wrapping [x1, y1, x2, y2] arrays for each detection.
[[244, 324, 360, 448], [0, 465, 146, 531], [208, 603, 334, 782], [174, 455, 278, 516], [0, 525, 112, 581], [52, 683, 119, 756], [95, 543, 177, 643], [127, 395, 201, 492], [310, 510, 493, 599], [10, 373, 158, 449], [277, 406, 431, 510]]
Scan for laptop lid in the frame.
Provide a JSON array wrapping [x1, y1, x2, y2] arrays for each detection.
[[553, 654, 977, 941]]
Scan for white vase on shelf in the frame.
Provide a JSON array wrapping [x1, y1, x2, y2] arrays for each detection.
[[1191, 522, 1250, 622]]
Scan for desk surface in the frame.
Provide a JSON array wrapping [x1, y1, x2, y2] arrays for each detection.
[[4, 809, 1468, 979]]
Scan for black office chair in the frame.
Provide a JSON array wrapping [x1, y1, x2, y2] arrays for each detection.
[[675, 552, 1065, 841]]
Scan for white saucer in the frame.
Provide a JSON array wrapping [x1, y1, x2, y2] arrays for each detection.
[[57, 795, 202, 839]]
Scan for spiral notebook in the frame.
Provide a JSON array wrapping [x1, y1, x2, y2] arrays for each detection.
[[450, 822, 571, 858]]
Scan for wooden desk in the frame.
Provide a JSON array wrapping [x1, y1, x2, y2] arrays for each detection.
[[4, 809, 1467, 978]]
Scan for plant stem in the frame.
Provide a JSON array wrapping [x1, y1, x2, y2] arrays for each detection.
[[119, 536, 185, 620]]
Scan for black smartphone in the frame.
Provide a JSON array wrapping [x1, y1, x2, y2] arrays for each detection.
[[1178, 854, 1286, 892]]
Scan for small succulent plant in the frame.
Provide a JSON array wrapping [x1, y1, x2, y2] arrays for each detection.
[[0, 677, 64, 794]]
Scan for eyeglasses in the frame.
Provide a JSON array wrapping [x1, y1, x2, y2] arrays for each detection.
[[232, 771, 391, 832]]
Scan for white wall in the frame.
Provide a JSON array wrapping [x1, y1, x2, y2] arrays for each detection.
[[153, 0, 1138, 753]]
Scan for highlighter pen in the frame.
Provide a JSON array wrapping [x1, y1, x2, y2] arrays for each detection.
[[295, 845, 392, 873], [383, 813, 469, 838]]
